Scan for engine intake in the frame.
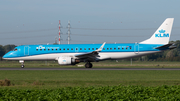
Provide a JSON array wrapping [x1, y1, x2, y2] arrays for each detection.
[[58, 57, 80, 65]]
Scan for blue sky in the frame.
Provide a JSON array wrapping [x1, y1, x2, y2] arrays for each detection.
[[0, 0, 180, 45]]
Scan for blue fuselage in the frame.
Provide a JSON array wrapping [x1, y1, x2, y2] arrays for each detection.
[[3, 43, 164, 60]]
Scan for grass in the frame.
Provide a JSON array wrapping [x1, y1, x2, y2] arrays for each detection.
[[1, 85, 180, 100], [1, 61, 180, 100], [0, 70, 180, 89], [1, 60, 180, 68], [1, 61, 180, 89]]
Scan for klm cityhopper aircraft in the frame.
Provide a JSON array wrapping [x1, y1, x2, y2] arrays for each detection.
[[3, 18, 176, 68]]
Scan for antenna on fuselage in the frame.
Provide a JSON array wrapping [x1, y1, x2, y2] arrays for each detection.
[[55, 37, 58, 44]]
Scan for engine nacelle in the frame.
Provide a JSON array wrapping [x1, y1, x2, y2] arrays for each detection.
[[58, 57, 80, 65]]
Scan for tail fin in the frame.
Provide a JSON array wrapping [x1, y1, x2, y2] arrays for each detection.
[[140, 18, 174, 44]]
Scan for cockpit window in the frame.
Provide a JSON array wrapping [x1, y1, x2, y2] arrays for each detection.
[[14, 48, 17, 51]]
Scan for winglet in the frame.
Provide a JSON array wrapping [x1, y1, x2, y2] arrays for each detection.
[[96, 42, 106, 52]]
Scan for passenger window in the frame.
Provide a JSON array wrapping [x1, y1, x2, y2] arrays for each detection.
[[59, 49, 61, 50], [118, 48, 120, 50], [63, 48, 65, 50], [40, 49, 42, 51], [110, 48, 112, 50], [84, 48, 86, 50], [107, 48, 109, 50], [44, 49, 46, 51], [56, 49, 58, 50], [48, 49, 50, 51], [96, 48, 98, 50], [67, 48, 69, 50], [71, 48, 73, 50], [114, 48, 116, 50], [36, 49, 38, 51], [80, 48, 82, 50], [52, 49, 54, 51], [122, 48, 124, 49], [103, 48, 105, 50], [92, 48, 94, 50], [88, 48, 90, 50]]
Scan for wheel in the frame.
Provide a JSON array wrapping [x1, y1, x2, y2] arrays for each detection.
[[85, 62, 93, 68], [19, 60, 25, 68], [21, 65, 24, 68], [89, 63, 93, 68], [85, 63, 89, 68]]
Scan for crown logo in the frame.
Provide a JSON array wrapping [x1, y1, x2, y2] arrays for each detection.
[[159, 29, 165, 33]]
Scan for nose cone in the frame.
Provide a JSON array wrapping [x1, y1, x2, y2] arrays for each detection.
[[2, 52, 15, 59], [2, 53, 9, 59]]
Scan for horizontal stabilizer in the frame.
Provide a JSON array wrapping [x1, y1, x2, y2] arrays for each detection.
[[155, 43, 176, 50]]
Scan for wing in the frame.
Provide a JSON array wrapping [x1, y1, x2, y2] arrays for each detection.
[[75, 42, 106, 61]]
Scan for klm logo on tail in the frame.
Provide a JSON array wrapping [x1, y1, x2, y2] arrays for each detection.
[[155, 29, 169, 37]]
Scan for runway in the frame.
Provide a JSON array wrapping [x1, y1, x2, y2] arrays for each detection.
[[0, 68, 180, 70]]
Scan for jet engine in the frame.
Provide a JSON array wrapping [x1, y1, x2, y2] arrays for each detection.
[[58, 57, 80, 65]]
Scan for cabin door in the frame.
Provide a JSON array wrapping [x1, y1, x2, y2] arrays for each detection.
[[134, 43, 139, 54], [24, 46, 29, 56]]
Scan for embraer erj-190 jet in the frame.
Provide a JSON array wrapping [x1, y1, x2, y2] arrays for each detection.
[[3, 18, 176, 68]]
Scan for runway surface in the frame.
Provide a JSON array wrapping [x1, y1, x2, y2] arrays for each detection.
[[1, 68, 180, 70]]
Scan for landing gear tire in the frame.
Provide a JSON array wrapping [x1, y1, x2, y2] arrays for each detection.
[[21, 65, 24, 68], [85, 62, 93, 68], [19, 60, 25, 68]]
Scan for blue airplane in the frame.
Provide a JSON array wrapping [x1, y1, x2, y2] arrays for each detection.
[[3, 18, 176, 68]]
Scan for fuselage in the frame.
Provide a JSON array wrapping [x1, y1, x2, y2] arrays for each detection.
[[2, 18, 174, 68], [3, 43, 164, 61]]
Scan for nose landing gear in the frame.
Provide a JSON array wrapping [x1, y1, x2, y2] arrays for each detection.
[[85, 62, 93, 68], [19, 60, 24, 68], [21, 65, 24, 68]]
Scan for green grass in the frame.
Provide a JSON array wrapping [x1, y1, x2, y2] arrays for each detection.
[[1, 70, 180, 89], [1, 61, 180, 100], [1, 85, 180, 100], [1, 60, 180, 68]]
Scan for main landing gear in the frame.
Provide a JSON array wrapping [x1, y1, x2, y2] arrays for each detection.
[[85, 62, 93, 68], [19, 60, 24, 68]]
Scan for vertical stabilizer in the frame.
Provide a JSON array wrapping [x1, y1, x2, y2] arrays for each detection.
[[140, 18, 174, 44]]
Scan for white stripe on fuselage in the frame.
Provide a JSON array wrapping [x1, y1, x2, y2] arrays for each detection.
[[3, 51, 160, 61]]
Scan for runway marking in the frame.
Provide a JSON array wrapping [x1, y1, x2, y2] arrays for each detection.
[[1, 68, 180, 70]]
